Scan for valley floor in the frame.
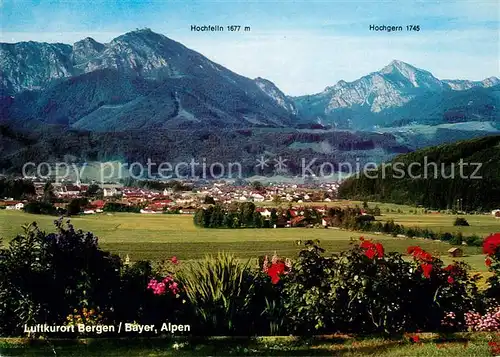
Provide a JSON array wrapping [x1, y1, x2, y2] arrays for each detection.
[[1, 205, 498, 275]]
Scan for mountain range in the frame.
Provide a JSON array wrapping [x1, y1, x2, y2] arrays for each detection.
[[0, 28, 499, 177]]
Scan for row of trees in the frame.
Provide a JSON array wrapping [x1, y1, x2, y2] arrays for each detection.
[[194, 203, 278, 228], [0, 178, 35, 200], [194, 203, 483, 247]]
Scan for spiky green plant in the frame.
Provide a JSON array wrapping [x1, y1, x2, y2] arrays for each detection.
[[177, 252, 255, 334]]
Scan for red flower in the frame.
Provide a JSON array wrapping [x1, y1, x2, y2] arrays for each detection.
[[171, 256, 178, 264], [409, 335, 421, 343], [407, 246, 420, 255], [267, 262, 286, 284], [443, 264, 461, 276], [408, 246, 433, 262], [485, 257, 492, 267], [365, 248, 376, 259], [360, 241, 372, 250], [483, 233, 500, 256], [360, 239, 384, 259], [421, 263, 433, 278], [447, 276, 454, 284]]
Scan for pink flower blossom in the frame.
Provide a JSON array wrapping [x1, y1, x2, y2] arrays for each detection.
[[262, 255, 269, 273]]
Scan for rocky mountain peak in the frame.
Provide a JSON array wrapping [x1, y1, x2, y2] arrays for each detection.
[[255, 77, 298, 114], [483, 76, 500, 87], [71, 37, 105, 65]]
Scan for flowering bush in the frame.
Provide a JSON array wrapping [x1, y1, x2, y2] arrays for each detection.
[[483, 233, 500, 301], [262, 252, 292, 284], [1, 218, 496, 338], [483, 233, 500, 256], [146, 256, 181, 296], [147, 275, 180, 296], [0, 220, 122, 336], [405, 246, 481, 331], [327, 239, 417, 334], [66, 307, 104, 329], [280, 238, 482, 335], [280, 240, 337, 334], [440, 311, 462, 330], [465, 306, 500, 331], [359, 237, 384, 259]]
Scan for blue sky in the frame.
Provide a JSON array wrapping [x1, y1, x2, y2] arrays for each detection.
[[1, 0, 499, 95]]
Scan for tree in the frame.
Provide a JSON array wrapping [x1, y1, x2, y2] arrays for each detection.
[[240, 202, 256, 227], [85, 184, 102, 198], [67, 198, 89, 216], [42, 181, 56, 203], [252, 211, 263, 228], [251, 181, 264, 192], [272, 195, 282, 206], [0, 178, 35, 200], [270, 208, 278, 227], [204, 196, 216, 205]]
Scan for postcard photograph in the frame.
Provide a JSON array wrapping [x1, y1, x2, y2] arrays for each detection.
[[0, 0, 499, 355]]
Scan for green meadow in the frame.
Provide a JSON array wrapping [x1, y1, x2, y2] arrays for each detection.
[[1, 206, 498, 274], [1, 333, 498, 356]]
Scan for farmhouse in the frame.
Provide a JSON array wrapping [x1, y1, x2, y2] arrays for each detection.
[[447, 247, 463, 257]]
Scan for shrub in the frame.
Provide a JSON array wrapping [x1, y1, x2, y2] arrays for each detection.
[[0, 219, 122, 337], [176, 253, 256, 335], [454, 217, 470, 226], [465, 306, 500, 331], [281, 239, 482, 335], [483, 233, 500, 301], [464, 234, 483, 247], [281, 240, 336, 334], [22, 201, 60, 215]]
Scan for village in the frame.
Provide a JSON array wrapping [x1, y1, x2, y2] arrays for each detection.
[[0, 178, 342, 218]]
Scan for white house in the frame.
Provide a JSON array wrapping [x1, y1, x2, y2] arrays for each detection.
[[6, 202, 24, 210], [140, 209, 159, 214], [252, 193, 265, 202], [259, 209, 272, 217]]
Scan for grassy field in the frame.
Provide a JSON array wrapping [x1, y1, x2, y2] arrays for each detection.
[[1, 333, 498, 356], [259, 200, 419, 213], [380, 213, 500, 237], [0, 208, 497, 274]]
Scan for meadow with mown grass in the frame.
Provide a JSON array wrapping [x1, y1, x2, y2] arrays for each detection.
[[1, 206, 498, 271], [1, 201, 500, 356]]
